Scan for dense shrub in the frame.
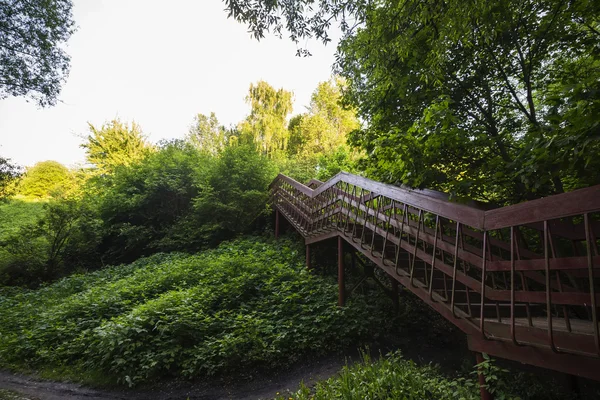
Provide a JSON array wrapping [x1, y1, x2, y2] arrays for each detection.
[[93, 142, 276, 264], [0, 237, 400, 386], [94, 140, 210, 262], [0, 199, 101, 286]]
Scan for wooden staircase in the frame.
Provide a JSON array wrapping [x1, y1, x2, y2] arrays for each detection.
[[270, 172, 600, 381]]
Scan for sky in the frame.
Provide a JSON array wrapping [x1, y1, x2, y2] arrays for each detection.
[[0, 0, 339, 168]]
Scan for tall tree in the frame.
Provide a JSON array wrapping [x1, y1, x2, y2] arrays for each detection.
[[0, 0, 75, 106], [81, 119, 153, 175], [239, 81, 293, 157], [186, 112, 229, 155], [288, 77, 360, 157]]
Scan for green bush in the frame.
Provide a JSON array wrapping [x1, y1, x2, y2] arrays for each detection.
[[0, 237, 400, 386], [93, 141, 276, 264]]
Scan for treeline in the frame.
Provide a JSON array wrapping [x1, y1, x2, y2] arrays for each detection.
[[0, 77, 360, 286]]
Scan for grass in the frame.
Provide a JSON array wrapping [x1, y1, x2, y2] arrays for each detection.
[[0, 236, 402, 387], [275, 350, 580, 400], [0, 390, 36, 400]]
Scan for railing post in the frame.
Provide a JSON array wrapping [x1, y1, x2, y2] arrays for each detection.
[[275, 209, 280, 239], [338, 236, 345, 306], [306, 243, 311, 270], [475, 352, 493, 400]]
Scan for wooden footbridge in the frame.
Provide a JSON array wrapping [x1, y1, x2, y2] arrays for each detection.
[[270, 172, 600, 396]]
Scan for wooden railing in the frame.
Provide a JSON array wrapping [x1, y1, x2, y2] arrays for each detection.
[[270, 171, 600, 379]]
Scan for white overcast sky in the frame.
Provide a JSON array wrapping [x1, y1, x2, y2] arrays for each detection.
[[0, 0, 339, 167]]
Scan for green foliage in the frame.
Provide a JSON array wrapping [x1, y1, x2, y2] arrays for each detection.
[[94, 140, 209, 262], [17, 160, 71, 198], [277, 351, 480, 400], [186, 112, 230, 155], [81, 119, 153, 175], [277, 350, 575, 400], [336, 0, 600, 204], [223, 0, 364, 56], [283, 77, 361, 183], [316, 145, 360, 181], [0, 389, 30, 400], [0, 0, 75, 106], [192, 145, 277, 244], [239, 81, 293, 157], [0, 199, 46, 240], [227, 0, 600, 204], [0, 237, 400, 386], [0, 199, 100, 286], [0, 157, 21, 200], [288, 77, 360, 158], [92, 141, 275, 263]]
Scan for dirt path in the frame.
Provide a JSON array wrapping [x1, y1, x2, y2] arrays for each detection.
[[0, 331, 473, 400], [0, 354, 349, 400]]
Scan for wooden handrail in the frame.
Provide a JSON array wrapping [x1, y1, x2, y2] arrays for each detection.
[[272, 171, 600, 231]]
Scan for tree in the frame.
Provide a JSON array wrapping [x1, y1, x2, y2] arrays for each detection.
[[288, 77, 360, 157], [81, 119, 153, 175], [239, 81, 293, 157], [0, 156, 21, 200], [18, 160, 71, 198], [226, 1, 600, 204], [186, 112, 229, 155], [0, 0, 75, 106], [223, 0, 366, 56], [336, 0, 600, 203]]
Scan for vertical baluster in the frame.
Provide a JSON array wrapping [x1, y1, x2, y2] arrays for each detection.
[[485, 238, 502, 322], [338, 182, 349, 230], [459, 229, 472, 317], [371, 195, 382, 256], [344, 184, 356, 233], [309, 193, 316, 234], [544, 220, 559, 353], [439, 222, 449, 302], [334, 182, 343, 230], [450, 221, 462, 318], [480, 231, 488, 339], [395, 204, 408, 276], [514, 228, 533, 327], [510, 226, 521, 346], [359, 189, 370, 248], [428, 215, 440, 300], [329, 185, 338, 230], [318, 191, 327, 232], [409, 209, 423, 287], [382, 199, 395, 266], [584, 214, 600, 356], [546, 225, 572, 332]]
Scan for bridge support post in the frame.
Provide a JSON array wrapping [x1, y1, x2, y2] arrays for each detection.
[[306, 244, 311, 270], [338, 236, 345, 306], [275, 209, 280, 239], [475, 352, 493, 400]]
